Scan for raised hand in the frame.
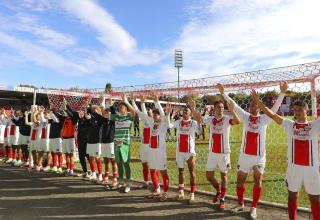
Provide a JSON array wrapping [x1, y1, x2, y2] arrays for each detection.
[[226, 100, 235, 112], [138, 94, 145, 103], [280, 81, 288, 93], [187, 97, 196, 110], [251, 89, 260, 103], [98, 95, 104, 105], [150, 92, 159, 102], [216, 83, 224, 94]]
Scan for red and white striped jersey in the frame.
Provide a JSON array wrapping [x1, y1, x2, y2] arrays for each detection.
[[170, 119, 199, 154], [203, 115, 233, 154], [133, 101, 152, 145], [223, 93, 285, 159], [0, 115, 9, 140], [8, 121, 19, 138], [136, 101, 169, 151], [282, 119, 320, 167]]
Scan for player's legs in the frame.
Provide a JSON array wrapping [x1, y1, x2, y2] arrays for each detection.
[[160, 169, 169, 202], [187, 156, 196, 203], [250, 166, 263, 219], [309, 194, 320, 220], [288, 190, 299, 220], [78, 140, 88, 175], [235, 170, 248, 211], [96, 157, 103, 182]]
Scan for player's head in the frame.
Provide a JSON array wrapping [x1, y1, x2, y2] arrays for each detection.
[[102, 108, 110, 118], [15, 109, 23, 117], [292, 100, 308, 121], [182, 107, 191, 120], [249, 99, 260, 115], [146, 106, 153, 117], [118, 102, 128, 114], [213, 100, 224, 117], [43, 110, 50, 119], [78, 110, 85, 118], [153, 109, 161, 122]]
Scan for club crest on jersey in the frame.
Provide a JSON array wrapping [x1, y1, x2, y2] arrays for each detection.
[[294, 123, 311, 138], [248, 116, 260, 130]]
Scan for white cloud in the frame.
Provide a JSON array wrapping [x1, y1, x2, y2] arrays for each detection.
[[161, 0, 320, 81]]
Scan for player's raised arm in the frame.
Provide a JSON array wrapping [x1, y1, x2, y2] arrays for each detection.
[[252, 89, 283, 125], [270, 81, 287, 112], [187, 97, 201, 125], [217, 83, 248, 119], [122, 93, 136, 116], [226, 100, 241, 125]]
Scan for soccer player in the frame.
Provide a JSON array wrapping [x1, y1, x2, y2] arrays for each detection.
[[48, 109, 65, 173], [0, 108, 9, 162], [202, 100, 240, 209], [8, 109, 20, 165], [38, 107, 52, 172], [217, 82, 287, 219], [11, 108, 31, 167], [133, 93, 171, 201], [111, 94, 135, 193], [77, 109, 90, 178], [131, 94, 153, 188], [86, 105, 104, 182], [61, 101, 79, 176], [168, 97, 201, 203], [252, 91, 320, 220]]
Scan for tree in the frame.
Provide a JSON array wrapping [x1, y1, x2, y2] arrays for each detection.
[[105, 83, 112, 93]]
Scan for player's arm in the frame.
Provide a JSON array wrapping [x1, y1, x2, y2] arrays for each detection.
[[217, 83, 248, 119], [122, 93, 136, 117], [187, 97, 201, 125], [226, 100, 241, 125], [24, 111, 32, 126], [252, 89, 283, 125], [270, 81, 287, 112]]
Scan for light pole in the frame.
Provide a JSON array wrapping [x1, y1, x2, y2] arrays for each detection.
[[174, 49, 183, 101]]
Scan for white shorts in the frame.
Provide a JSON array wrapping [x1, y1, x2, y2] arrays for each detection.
[[4, 137, 9, 147], [62, 138, 75, 154], [286, 165, 320, 195], [101, 143, 114, 158], [18, 134, 30, 146], [29, 140, 38, 151], [237, 153, 265, 174], [176, 151, 196, 169], [49, 138, 62, 153], [37, 139, 49, 152], [9, 135, 19, 146], [206, 152, 231, 173], [140, 143, 149, 163], [149, 148, 167, 170], [0, 125, 5, 144], [87, 143, 101, 157]]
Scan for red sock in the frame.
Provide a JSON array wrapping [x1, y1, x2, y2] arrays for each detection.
[[89, 160, 95, 172], [52, 153, 57, 167], [156, 170, 160, 179], [0, 147, 4, 157], [113, 172, 118, 180], [97, 160, 102, 174], [70, 161, 74, 170], [18, 151, 22, 160], [237, 185, 245, 205], [142, 164, 149, 182], [221, 187, 227, 199], [24, 152, 29, 162], [12, 149, 16, 160], [91, 159, 97, 172], [288, 199, 298, 220], [311, 204, 320, 220], [162, 173, 169, 192], [66, 161, 70, 170], [190, 183, 196, 193], [150, 170, 160, 190], [58, 154, 63, 167], [252, 185, 262, 208], [7, 147, 13, 159], [104, 171, 109, 178], [214, 183, 221, 194], [179, 172, 184, 188]]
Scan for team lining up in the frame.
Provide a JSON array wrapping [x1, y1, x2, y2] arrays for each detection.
[[0, 82, 319, 220]]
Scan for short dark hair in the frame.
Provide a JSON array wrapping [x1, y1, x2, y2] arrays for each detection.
[[292, 100, 308, 110], [118, 102, 128, 109], [153, 109, 160, 115], [213, 100, 224, 107]]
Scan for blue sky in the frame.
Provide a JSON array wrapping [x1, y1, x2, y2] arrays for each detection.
[[0, 0, 320, 89]]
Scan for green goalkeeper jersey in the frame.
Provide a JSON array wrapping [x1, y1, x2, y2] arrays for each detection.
[[110, 113, 133, 163]]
